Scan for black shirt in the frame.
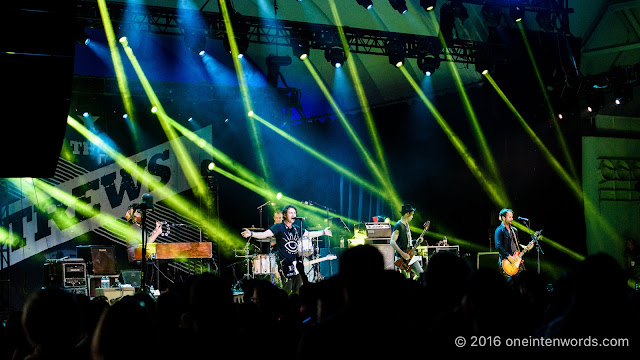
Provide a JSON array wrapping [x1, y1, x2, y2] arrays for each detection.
[[269, 222, 302, 262], [392, 220, 411, 255]]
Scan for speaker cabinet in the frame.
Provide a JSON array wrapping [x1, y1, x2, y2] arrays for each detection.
[[370, 244, 395, 270], [76, 245, 116, 275], [477, 252, 500, 270]]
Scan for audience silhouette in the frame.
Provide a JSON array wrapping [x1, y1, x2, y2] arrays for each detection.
[[1, 249, 639, 359]]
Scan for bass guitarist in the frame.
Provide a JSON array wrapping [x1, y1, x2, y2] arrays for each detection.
[[390, 204, 424, 279], [494, 208, 524, 276]]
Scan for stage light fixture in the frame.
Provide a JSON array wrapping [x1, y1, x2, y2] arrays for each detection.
[[585, 92, 604, 114], [292, 39, 310, 60], [510, 5, 525, 22], [389, 0, 408, 14], [388, 42, 405, 68], [420, 0, 437, 12], [325, 46, 346, 68], [613, 83, 633, 106], [418, 54, 440, 76], [184, 29, 206, 54], [223, 33, 249, 58], [357, 0, 373, 10]]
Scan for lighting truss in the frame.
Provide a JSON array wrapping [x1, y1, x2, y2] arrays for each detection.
[[75, 0, 510, 66]]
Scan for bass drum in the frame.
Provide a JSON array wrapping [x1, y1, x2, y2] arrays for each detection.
[[252, 254, 277, 274], [298, 236, 313, 257]]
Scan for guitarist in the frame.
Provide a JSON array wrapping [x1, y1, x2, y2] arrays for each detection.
[[494, 208, 524, 276], [390, 204, 424, 279]]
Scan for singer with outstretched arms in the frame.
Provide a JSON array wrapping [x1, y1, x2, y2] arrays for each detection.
[[494, 208, 525, 275], [241, 204, 331, 294]]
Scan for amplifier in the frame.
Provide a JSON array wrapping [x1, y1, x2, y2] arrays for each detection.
[[44, 258, 87, 288], [76, 245, 116, 275], [364, 222, 392, 238], [63, 259, 87, 288]]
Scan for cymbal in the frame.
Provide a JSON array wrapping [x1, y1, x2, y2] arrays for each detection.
[[244, 227, 264, 231], [254, 237, 274, 242]]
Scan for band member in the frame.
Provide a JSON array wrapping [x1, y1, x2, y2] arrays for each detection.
[[390, 204, 424, 279], [242, 205, 332, 295], [124, 206, 163, 267], [273, 211, 283, 225], [494, 208, 522, 274]]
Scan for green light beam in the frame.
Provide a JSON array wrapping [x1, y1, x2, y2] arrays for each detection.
[[400, 66, 510, 208], [517, 21, 578, 181], [218, 0, 270, 184], [66, 116, 246, 254], [96, 0, 137, 128], [328, 0, 389, 177], [119, 41, 209, 202], [251, 112, 388, 197], [302, 58, 402, 210], [483, 72, 622, 244], [428, 11, 503, 192]]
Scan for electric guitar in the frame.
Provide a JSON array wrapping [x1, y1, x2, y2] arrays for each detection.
[[501, 230, 540, 276], [283, 254, 338, 278], [394, 221, 430, 272]]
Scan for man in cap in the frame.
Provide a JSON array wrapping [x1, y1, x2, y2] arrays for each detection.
[[390, 204, 424, 279]]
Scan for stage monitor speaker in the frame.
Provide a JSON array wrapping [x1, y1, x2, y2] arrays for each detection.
[[0, 2, 75, 178], [121, 270, 142, 288], [477, 252, 500, 270], [76, 246, 116, 275]]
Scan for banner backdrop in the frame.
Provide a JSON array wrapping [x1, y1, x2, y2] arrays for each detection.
[[1, 125, 212, 266]]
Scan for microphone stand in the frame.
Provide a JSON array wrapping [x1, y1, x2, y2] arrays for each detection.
[[257, 201, 273, 229], [523, 218, 544, 274], [137, 204, 151, 294]]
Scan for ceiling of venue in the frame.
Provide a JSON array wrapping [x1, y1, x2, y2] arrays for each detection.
[[82, 0, 639, 116]]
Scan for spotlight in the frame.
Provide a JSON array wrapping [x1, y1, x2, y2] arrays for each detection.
[[418, 54, 440, 76], [557, 114, 563, 119], [248, 110, 254, 117], [292, 39, 310, 60], [151, 106, 158, 114], [420, 0, 436, 12], [585, 92, 604, 113], [510, 5, 525, 22], [201, 160, 215, 176], [325, 46, 346, 68], [356, 0, 373, 10], [388, 42, 405, 68], [389, 0, 408, 14], [223, 33, 249, 58], [119, 37, 128, 46], [276, 192, 283, 200], [613, 83, 633, 105], [184, 29, 206, 54]]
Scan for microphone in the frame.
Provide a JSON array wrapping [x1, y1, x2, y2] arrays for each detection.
[[294, 217, 307, 220], [518, 216, 529, 222]]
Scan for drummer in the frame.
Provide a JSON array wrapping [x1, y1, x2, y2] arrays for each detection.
[[241, 205, 331, 295]]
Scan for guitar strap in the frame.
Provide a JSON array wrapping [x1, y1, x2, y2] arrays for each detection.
[[404, 221, 412, 248], [509, 227, 520, 252]]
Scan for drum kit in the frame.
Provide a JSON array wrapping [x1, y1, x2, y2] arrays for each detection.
[[231, 227, 326, 288]]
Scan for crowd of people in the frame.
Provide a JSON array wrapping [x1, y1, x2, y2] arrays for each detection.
[[1, 245, 639, 359]]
